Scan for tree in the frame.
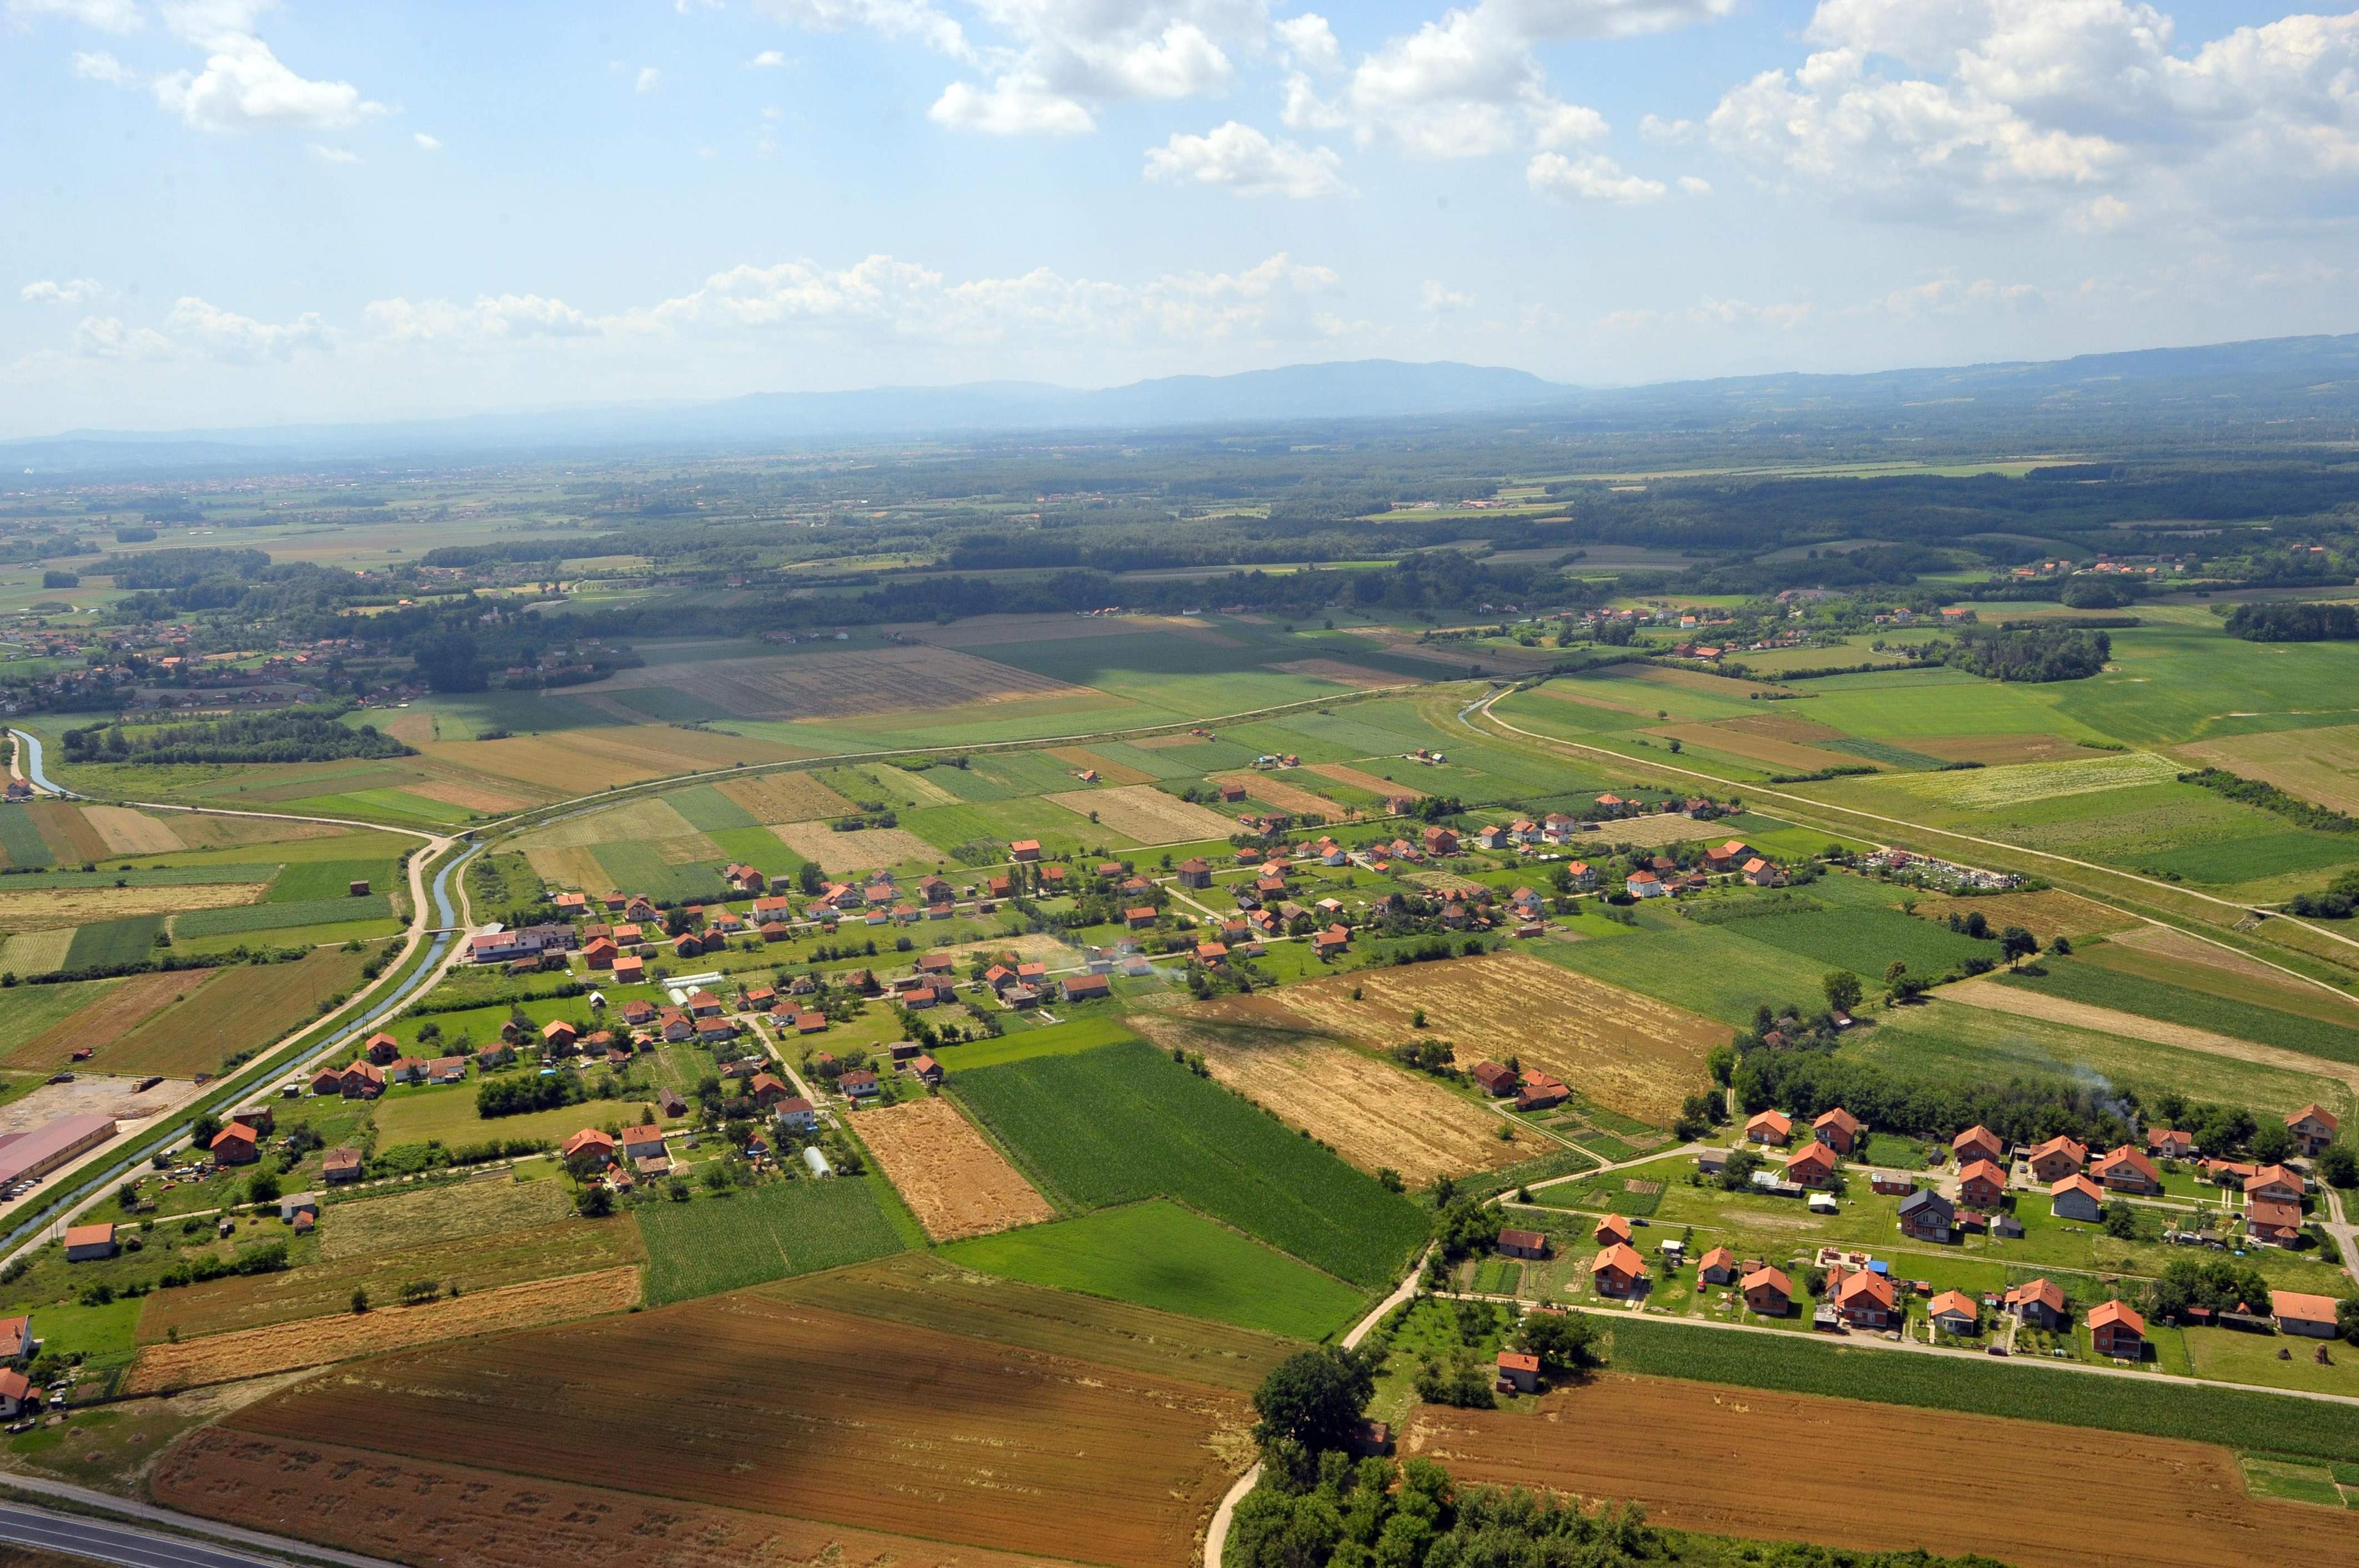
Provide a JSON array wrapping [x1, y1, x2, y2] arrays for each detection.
[[2320, 1145, 2358, 1188], [1718, 1147, 1762, 1192], [188, 1112, 221, 1150], [1251, 1348, 1375, 1456], [350, 1287, 370, 1314], [1514, 1311, 1604, 1376], [575, 1184, 616, 1218], [246, 1171, 281, 1206], [2101, 1201, 2140, 1239], [2251, 1122, 2298, 1164], [1821, 970, 1862, 1015], [1999, 926, 2039, 967], [2339, 1298, 2359, 1346], [797, 860, 826, 895]]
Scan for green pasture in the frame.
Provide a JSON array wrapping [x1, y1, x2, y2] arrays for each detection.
[[635, 1174, 907, 1305]]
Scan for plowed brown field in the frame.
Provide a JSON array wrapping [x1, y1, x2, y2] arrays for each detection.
[[218, 1294, 1251, 1568], [1248, 953, 1724, 1126], [125, 1266, 640, 1392], [154, 1427, 1079, 1568], [1131, 1005, 1523, 1182], [856, 1097, 1055, 1241], [1405, 1373, 2357, 1568], [1047, 746, 1156, 786], [12, 967, 220, 1069]]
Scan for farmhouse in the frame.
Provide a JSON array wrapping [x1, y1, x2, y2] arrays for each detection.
[[2091, 1146, 2164, 1196], [2247, 1197, 2306, 1249], [1590, 1242, 1648, 1296], [1741, 1265, 1792, 1316], [1472, 1061, 1517, 1097], [1812, 1106, 1861, 1155], [1625, 870, 1665, 899], [620, 1125, 668, 1165], [1496, 1351, 1541, 1394], [0, 1371, 27, 1420], [2005, 1277, 2068, 1331], [1062, 973, 1111, 1002], [2051, 1174, 2106, 1222], [1898, 1188, 1954, 1242], [2027, 1136, 2086, 1183], [775, 1096, 818, 1134], [337, 1063, 385, 1099], [364, 1032, 402, 1064], [2288, 1103, 2339, 1156], [1827, 1267, 1896, 1330], [1745, 1110, 1793, 1146], [1515, 1072, 1569, 1112], [63, 1223, 117, 1262], [1698, 1246, 1737, 1285], [323, 1147, 362, 1183], [2273, 1291, 2341, 1338], [1927, 1290, 1979, 1336], [840, 1069, 880, 1100], [2090, 1299, 2146, 1360], [561, 1129, 617, 1166], [278, 1192, 319, 1224], [1785, 1142, 1838, 1187], [1951, 1125, 2004, 1166], [1956, 1158, 2006, 1209], [209, 1122, 259, 1166], [0, 1316, 28, 1361], [1594, 1213, 1633, 1247], [1497, 1228, 1549, 1260], [2247, 1164, 2306, 1206], [2146, 1128, 2194, 1160]]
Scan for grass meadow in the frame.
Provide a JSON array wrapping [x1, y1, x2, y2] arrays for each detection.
[[635, 1176, 907, 1305]]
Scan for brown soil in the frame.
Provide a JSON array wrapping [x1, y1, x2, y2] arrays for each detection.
[[770, 820, 938, 872], [1044, 784, 1237, 844], [1131, 1005, 1523, 1182], [1248, 953, 1726, 1126], [28, 800, 109, 862], [855, 1097, 1056, 1242], [1911, 733, 2121, 766], [153, 1427, 1081, 1568], [1405, 1373, 2358, 1568], [13, 967, 219, 1068], [1305, 762, 1426, 799], [401, 774, 539, 811], [1941, 978, 2359, 1096], [1649, 723, 1867, 773], [124, 1266, 641, 1393], [1046, 746, 1157, 786], [213, 1294, 1251, 1568], [426, 725, 810, 794]]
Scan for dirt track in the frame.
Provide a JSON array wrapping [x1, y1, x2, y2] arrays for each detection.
[[1406, 1374, 2359, 1568]]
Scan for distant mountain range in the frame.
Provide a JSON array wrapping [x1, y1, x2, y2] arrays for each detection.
[[9, 334, 2359, 474]]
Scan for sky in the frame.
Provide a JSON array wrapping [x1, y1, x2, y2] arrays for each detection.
[[2, 0, 2357, 437]]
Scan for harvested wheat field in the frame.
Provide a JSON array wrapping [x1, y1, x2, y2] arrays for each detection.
[[1209, 770, 1351, 819], [1134, 732, 1215, 751], [382, 709, 437, 746], [1132, 1005, 1521, 1183], [400, 773, 539, 812], [511, 795, 708, 853], [592, 646, 1087, 720], [717, 769, 855, 822], [1650, 723, 1866, 773], [80, 804, 185, 855], [523, 843, 607, 892], [125, 1266, 641, 1393], [427, 725, 805, 794], [772, 820, 937, 872], [1047, 746, 1156, 786], [1904, 887, 2138, 945], [857, 1098, 1055, 1241], [319, 1175, 574, 1261], [1251, 954, 1725, 1126], [26, 800, 108, 862], [0, 881, 264, 932], [1045, 784, 1235, 844], [1941, 980, 2359, 1099], [168, 814, 344, 849], [218, 1294, 1251, 1568], [1268, 658, 1407, 689], [1304, 761, 1428, 801], [1912, 732, 2120, 766], [155, 1428, 1081, 1568], [12, 968, 219, 1069], [1404, 1374, 2356, 1568]]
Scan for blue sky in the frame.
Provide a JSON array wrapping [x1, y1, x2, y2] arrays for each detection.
[[3, 0, 2357, 435]]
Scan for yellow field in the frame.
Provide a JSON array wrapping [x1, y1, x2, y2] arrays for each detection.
[[168, 814, 345, 849], [2175, 724, 2359, 816], [524, 844, 608, 891], [1911, 733, 2120, 766], [1210, 771, 1352, 819], [81, 805, 186, 855], [0, 881, 265, 932], [511, 796, 710, 853], [1307, 761, 1425, 798], [1586, 813, 1731, 850], [772, 820, 939, 872], [401, 773, 541, 811], [424, 724, 808, 793], [716, 770, 855, 822], [587, 646, 1087, 720], [1904, 888, 2138, 944], [1043, 784, 1235, 843], [856, 1098, 1055, 1242], [1249, 953, 1726, 1125]]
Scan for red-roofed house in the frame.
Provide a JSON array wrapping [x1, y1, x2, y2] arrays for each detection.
[[1745, 1109, 1793, 1147], [561, 1129, 617, 1164], [2247, 1164, 2306, 1206], [2027, 1136, 2086, 1183], [1594, 1213, 1633, 1247], [2091, 1145, 2163, 1195], [1590, 1242, 1648, 1296], [1829, 1268, 1896, 1329], [2247, 1196, 2306, 1248], [1497, 1228, 1548, 1260], [1928, 1290, 1980, 1335], [2146, 1128, 2193, 1160], [1742, 1265, 1792, 1317], [2090, 1299, 2146, 1359], [1957, 1158, 2007, 1209], [1786, 1142, 1839, 1187], [1698, 1246, 1737, 1285], [1952, 1125, 2004, 1165], [2051, 1174, 2105, 1222], [2273, 1290, 2341, 1338], [2288, 1103, 2339, 1156], [1812, 1106, 1862, 1155], [209, 1122, 259, 1166], [2005, 1278, 2067, 1331], [1495, 1351, 1541, 1393]]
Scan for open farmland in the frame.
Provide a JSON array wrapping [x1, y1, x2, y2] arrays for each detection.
[[1869, 750, 2182, 809], [941, 1199, 1366, 1340], [1250, 954, 1723, 1127], [215, 1294, 1252, 1568], [770, 819, 939, 872], [855, 1096, 1055, 1241], [715, 768, 854, 821], [1946, 977, 2359, 1095], [96, 946, 372, 1077], [509, 795, 709, 852], [2175, 722, 2359, 816], [1044, 783, 1236, 843], [79, 803, 188, 854], [1208, 770, 1350, 819], [318, 1174, 573, 1260], [2089, 926, 2359, 1024], [585, 644, 1090, 719], [949, 1040, 1426, 1289], [422, 723, 806, 794], [634, 1176, 906, 1305], [764, 1253, 1301, 1393], [1130, 1005, 1524, 1184], [1589, 812, 1754, 849], [1648, 720, 1866, 773], [155, 1427, 1083, 1568], [1901, 887, 2138, 943], [123, 1265, 640, 1392], [8, 967, 217, 1069], [1404, 1375, 2358, 1568], [1996, 956, 2359, 1068]]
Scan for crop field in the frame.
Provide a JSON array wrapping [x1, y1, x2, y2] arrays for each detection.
[[854, 1096, 1055, 1242], [1044, 783, 1236, 843], [1997, 958, 2359, 1068], [511, 794, 709, 852], [1907, 732, 2121, 765], [1129, 1005, 1522, 1184], [1208, 769, 1351, 817], [0, 976, 112, 1059], [940, 1199, 1366, 1339], [1405, 1373, 2357, 1568], [2175, 722, 2359, 816], [770, 819, 939, 872], [173, 891, 393, 937], [4, 967, 216, 1070], [523, 841, 608, 889], [136, 1213, 647, 1341], [714, 768, 854, 822], [1902, 887, 2137, 943], [0, 806, 54, 867], [0, 926, 74, 974], [587, 840, 727, 902], [1586, 812, 1753, 849], [61, 915, 165, 971], [1248, 954, 1722, 1128], [1046, 745, 1157, 785], [123, 1265, 641, 1392], [1648, 721, 1864, 773], [318, 1174, 573, 1260], [0, 881, 264, 933], [950, 1040, 1426, 1289], [634, 1176, 907, 1305], [1867, 751, 2183, 810], [1305, 760, 1424, 797], [764, 1253, 1301, 1393], [154, 1428, 1081, 1568], [423, 723, 807, 794], [79, 804, 188, 854], [98, 945, 372, 1077], [27, 800, 109, 861], [587, 644, 1089, 720], [1717, 905, 1995, 980], [371, 1088, 658, 1148], [216, 1294, 1252, 1568], [2095, 926, 2359, 1023]]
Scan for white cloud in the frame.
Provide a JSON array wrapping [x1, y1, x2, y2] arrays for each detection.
[[72, 316, 172, 359], [748, 49, 788, 66], [307, 141, 356, 162], [71, 49, 136, 83], [166, 294, 327, 359], [413, 131, 439, 150], [21, 278, 104, 305], [1275, 11, 1341, 73], [1420, 279, 1474, 312], [1677, 174, 1711, 195], [1143, 121, 1350, 197], [363, 293, 601, 346], [151, 26, 385, 132], [635, 65, 661, 93], [929, 74, 1095, 135], [7, 0, 143, 33], [1705, 1, 2359, 222], [1528, 149, 1667, 201], [753, 0, 970, 61]]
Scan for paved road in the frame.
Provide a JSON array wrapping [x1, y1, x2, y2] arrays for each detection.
[[0, 1502, 288, 1567]]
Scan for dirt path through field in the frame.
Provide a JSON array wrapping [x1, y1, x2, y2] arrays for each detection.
[[1942, 978, 2359, 1095], [1406, 1373, 2358, 1568]]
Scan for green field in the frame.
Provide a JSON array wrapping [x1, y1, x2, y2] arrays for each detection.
[[62, 915, 165, 970], [174, 892, 394, 938], [1721, 905, 1998, 981], [266, 857, 401, 902], [1998, 957, 2359, 1069], [589, 841, 727, 903], [634, 1176, 907, 1305], [0, 808, 55, 868], [1544, 922, 1829, 1026], [1605, 1314, 2359, 1465], [950, 1039, 1428, 1289], [939, 1199, 1366, 1338], [936, 1013, 1139, 1072]]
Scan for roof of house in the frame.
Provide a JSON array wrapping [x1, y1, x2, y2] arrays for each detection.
[[1740, 1265, 1791, 1296], [2250, 1163, 2304, 1192], [1497, 1228, 1545, 1251], [2051, 1174, 2105, 1202], [1699, 1246, 1735, 1270], [2089, 1299, 2145, 1335], [1594, 1213, 1632, 1242], [62, 1223, 114, 1247], [2291, 1102, 2339, 1130], [1590, 1242, 1647, 1278], [1496, 1351, 1541, 1373], [1899, 1187, 1954, 1217], [2272, 1290, 2341, 1327], [2006, 1278, 2066, 1311], [1928, 1289, 1978, 1320], [1788, 1142, 1837, 1173], [1747, 1109, 1792, 1134], [1813, 1106, 1861, 1135], [561, 1128, 617, 1158], [1958, 1157, 2007, 1187], [2030, 1134, 2086, 1160], [1952, 1123, 2001, 1152], [1834, 1269, 1895, 1308], [619, 1124, 666, 1148], [2093, 1146, 2162, 1182], [2248, 1196, 2306, 1229]]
